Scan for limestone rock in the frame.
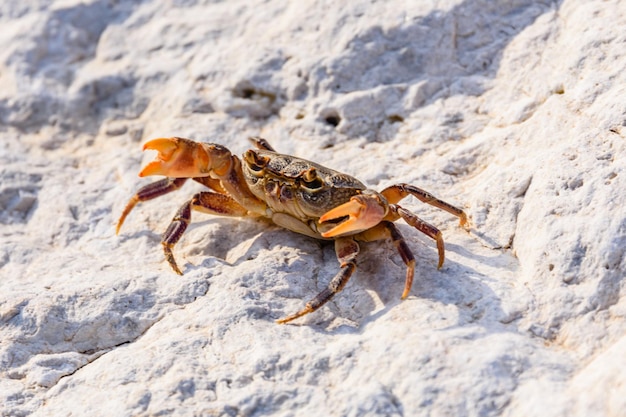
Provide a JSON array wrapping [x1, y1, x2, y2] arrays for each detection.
[[1, 0, 625, 416]]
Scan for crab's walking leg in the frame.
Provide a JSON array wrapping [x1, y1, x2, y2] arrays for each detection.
[[358, 221, 416, 299], [161, 192, 249, 275], [277, 237, 360, 324], [391, 206, 445, 269], [116, 178, 187, 234], [381, 184, 468, 228]]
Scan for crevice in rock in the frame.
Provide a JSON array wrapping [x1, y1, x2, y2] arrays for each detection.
[[51, 311, 173, 388], [509, 175, 533, 252]]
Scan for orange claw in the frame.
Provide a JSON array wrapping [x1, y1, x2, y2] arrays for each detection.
[[320, 194, 387, 238], [139, 137, 210, 178]]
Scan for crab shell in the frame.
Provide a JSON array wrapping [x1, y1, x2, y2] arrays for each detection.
[[241, 148, 387, 239]]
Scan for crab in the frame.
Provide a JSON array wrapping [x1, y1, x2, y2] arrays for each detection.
[[116, 137, 467, 323]]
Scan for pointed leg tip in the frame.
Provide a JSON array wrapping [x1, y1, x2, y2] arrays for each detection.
[[167, 255, 183, 276], [276, 306, 314, 324], [115, 217, 126, 235], [276, 314, 297, 324], [459, 214, 470, 230]]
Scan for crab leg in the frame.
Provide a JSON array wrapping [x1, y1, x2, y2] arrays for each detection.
[[381, 184, 468, 228], [277, 237, 360, 324], [161, 192, 249, 275], [357, 221, 416, 299], [391, 205, 445, 269], [116, 178, 188, 234]]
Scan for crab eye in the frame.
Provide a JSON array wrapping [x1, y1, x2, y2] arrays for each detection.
[[301, 168, 324, 190], [303, 177, 323, 190], [243, 150, 268, 173]]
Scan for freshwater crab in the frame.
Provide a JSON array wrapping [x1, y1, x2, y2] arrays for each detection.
[[116, 137, 467, 323]]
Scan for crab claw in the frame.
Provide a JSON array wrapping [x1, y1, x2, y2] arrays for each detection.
[[139, 137, 211, 178], [320, 193, 388, 238]]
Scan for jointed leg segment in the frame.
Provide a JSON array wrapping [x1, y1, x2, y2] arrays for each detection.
[[382, 183, 468, 228], [378, 183, 467, 272], [161, 192, 249, 274], [116, 178, 188, 234], [391, 205, 445, 269], [358, 221, 416, 299], [277, 237, 360, 324], [116, 174, 251, 275]]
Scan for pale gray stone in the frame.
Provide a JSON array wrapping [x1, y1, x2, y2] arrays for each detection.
[[1, 0, 624, 416]]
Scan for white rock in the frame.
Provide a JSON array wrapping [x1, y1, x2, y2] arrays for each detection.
[[1, 0, 625, 416]]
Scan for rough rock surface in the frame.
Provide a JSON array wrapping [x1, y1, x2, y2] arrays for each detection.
[[1, 0, 625, 416]]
